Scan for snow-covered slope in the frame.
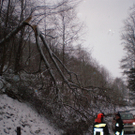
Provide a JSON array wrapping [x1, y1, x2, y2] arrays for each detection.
[[0, 94, 62, 135]]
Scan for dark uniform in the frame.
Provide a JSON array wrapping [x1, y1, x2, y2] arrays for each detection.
[[114, 113, 124, 135], [93, 113, 110, 135]]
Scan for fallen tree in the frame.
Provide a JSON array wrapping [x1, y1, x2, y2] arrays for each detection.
[[0, 16, 118, 134]]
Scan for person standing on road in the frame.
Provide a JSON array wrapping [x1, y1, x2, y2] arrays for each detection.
[[93, 113, 110, 135], [114, 112, 124, 135]]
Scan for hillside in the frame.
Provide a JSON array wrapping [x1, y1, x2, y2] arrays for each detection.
[[0, 94, 63, 135]]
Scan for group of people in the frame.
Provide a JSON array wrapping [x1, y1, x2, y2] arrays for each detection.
[[93, 112, 124, 135]]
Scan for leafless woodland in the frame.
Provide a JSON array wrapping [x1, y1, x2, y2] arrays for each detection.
[[0, 0, 127, 134]]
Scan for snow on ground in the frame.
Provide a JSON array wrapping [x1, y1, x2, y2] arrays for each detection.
[[0, 94, 63, 135], [1, 93, 134, 135]]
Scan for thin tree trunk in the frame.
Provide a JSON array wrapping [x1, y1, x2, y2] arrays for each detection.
[[15, 0, 25, 73], [0, 0, 11, 75]]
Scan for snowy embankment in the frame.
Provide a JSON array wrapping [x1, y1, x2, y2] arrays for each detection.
[[0, 94, 63, 135]]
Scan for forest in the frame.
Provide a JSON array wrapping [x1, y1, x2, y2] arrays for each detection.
[[0, 0, 129, 134]]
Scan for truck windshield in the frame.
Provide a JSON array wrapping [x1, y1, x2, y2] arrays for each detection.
[[121, 113, 134, 120]]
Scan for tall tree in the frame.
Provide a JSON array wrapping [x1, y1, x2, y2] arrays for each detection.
[[121, 5, 135, 72], [49, 1, 83, 88], [121, 5, 135, 91]]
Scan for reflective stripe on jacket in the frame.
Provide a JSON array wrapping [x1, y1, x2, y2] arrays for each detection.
[[114, 119, 124, 135], [94, 123, 107, 135]]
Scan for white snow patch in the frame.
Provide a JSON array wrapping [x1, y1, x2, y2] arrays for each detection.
[[0, 94, 62, 135]]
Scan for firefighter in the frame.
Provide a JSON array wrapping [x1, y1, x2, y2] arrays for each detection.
[[93, 113, 110, 135], [114, 112, 124, 135]]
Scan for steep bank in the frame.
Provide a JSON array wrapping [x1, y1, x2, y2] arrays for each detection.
[[0, 94, 63, 135]]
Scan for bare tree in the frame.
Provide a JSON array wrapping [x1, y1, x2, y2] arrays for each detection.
[[46, 0, 84, 90], [0, 0, 35, 75], [120, 5, 135, 92], [121, 5, 135, 72]]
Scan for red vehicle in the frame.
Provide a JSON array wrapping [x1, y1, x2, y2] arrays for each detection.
[[119, 112, 135, 134]]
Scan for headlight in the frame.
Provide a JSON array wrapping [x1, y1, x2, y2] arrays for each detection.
[[133, 122, 135, 125]]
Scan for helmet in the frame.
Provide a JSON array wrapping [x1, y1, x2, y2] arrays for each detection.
[[115, 112, 121, 117], [95, 113, 105, 123], [97, 113, 105, 118]]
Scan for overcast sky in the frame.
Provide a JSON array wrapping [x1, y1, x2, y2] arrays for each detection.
[[77, 0, 135, 78]]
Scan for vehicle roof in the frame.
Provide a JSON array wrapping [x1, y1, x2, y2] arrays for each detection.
[[119, 111, 130, 113], [120, 112, 132, 114]]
